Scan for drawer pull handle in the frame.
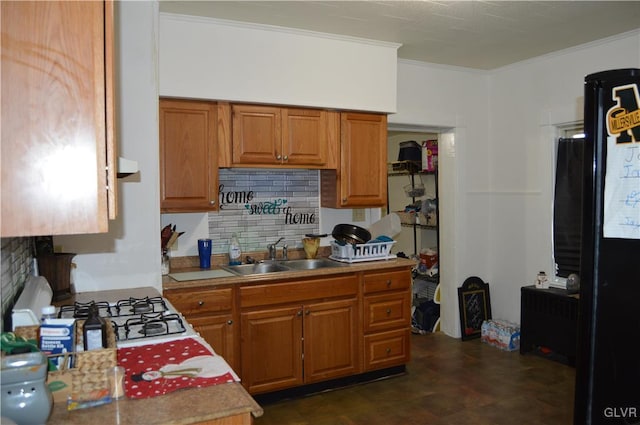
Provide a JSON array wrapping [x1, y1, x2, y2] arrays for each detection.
[[227, 320, 233, 325], [386, 280, 392, 287], [198, 300, 204, 306], [386, 348, 392, 354], [305, 309, 310, 316], [297, 310, 303, 317], [386, 308, 392, 315]]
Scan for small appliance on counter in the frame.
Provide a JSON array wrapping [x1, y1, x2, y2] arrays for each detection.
[[11, 275, 53, 330], [1, 351, 53, 424]]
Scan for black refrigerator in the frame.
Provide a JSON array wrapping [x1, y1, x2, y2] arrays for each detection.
[[575, 68, 640, 424]]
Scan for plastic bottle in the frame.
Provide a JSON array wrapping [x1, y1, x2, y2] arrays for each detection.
[[228, 233, 242, 265], [41, 305, 56, 323], [83, 304, 107, 351]]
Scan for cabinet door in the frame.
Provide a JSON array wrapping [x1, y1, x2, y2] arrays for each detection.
[[340, 112, 387, 206], [320, 112, 387, 208], [1, 0, 116, 236], [159, 99, 218, 212], [232, 104, 281, 165], [282, 108, 328, 166], [240, 306, 303, 394], [189, 314, 237, 372], [303, 298, 360, 383]]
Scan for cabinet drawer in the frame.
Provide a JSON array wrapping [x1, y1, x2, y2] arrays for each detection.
[[363, 269, 411, 294], [240, 275, 357, 308], [364, 328, 410, 371], [165, 287, 233, 316], [363, 292, 411, 333]]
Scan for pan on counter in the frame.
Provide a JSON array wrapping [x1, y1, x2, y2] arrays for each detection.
[[332, 224, 371, 245]]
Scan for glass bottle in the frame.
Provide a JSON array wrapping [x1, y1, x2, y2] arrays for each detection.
[[83, 304, 107, 351]]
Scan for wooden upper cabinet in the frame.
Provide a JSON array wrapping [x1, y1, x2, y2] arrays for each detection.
[[321, 112, 388, 208], [159, 99, 218, 212], [228, 104, 338, 168], [0, 0, 117, 236]]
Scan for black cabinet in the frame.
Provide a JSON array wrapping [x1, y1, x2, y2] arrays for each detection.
[[520, 286, 578, 365]]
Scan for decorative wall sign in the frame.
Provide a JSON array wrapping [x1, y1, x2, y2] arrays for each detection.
[[209, 169, 320, 253], [458, 276, 492, 341]]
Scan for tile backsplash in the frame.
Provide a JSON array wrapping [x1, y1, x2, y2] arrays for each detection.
[[1, 237, 33, 331], [209, 169, 320, 254]]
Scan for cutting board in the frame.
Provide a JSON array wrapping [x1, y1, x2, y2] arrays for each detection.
[[168, 269, 235, 281]]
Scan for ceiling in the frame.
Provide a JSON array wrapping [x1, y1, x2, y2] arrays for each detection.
[[158, 1, 640, 70]]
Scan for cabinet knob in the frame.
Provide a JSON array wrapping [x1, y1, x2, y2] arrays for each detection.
[[210, 200, 216, 205], [386, 308, 392, 315], [283, 155, 288, 161], [198, 300, 204, 306], [227, 320, 233, 325], [342, 198, 347, 202], [297, 310, 303, 317], [386, 348, 392, 354], [305, 309, 310, 316], [276, 154, 282, 160], [386, 280, 392, 287]]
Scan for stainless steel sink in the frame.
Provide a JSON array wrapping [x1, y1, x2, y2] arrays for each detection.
[[221, 262, 290, 276], [220, 258, 344, 276], [282, 258, 344, 270]]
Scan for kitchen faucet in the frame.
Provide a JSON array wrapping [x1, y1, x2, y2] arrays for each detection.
[[267, 237, 288, 261]]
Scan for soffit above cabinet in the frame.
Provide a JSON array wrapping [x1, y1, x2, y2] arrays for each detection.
[[158, 13, 398, 113]]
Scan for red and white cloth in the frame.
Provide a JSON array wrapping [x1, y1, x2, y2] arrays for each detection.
[[117, 337, 238, 399]]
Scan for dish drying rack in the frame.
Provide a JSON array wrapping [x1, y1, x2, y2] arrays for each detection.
[[329, 241, 396, 263]]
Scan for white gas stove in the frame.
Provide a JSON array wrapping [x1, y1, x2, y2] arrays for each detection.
[[12, 278, 198, 348]]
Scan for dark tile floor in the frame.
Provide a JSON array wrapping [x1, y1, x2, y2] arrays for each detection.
[[254, 332, 575, 425]]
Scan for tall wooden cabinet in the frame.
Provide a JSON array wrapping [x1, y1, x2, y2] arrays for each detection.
[[159, 99, 219, 212], [321, 112, 388, 208], [228, 104, 338, 168], [1, 0, 117, 236]]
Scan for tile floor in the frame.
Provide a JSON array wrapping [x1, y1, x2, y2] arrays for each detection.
[[254, 332, 575, 425]]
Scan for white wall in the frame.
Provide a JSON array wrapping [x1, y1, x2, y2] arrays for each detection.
[[485, 30, 640, 325], [391, 61, 491, 337], [54, 1, 161, 293], [159, 14, 399, 113]]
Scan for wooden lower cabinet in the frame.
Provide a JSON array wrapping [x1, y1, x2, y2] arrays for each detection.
[[239, 276, 360, 394], [240, 298, 359, 394], [164, 266, 413, 396], [362, 269, 412, 371], [164, 286, 238, 371]]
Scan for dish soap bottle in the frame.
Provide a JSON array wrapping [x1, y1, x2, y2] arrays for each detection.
[[83, 304, 107, 351], [229, 233, 242, 265]]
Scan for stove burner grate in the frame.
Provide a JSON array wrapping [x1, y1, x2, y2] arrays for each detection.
[[115, 297, 168, 317], [58, 301, 113, 319], [115, 312, 187, 341]]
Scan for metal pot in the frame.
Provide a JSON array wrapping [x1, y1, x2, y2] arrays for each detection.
[[332, 224, 371, 245]]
